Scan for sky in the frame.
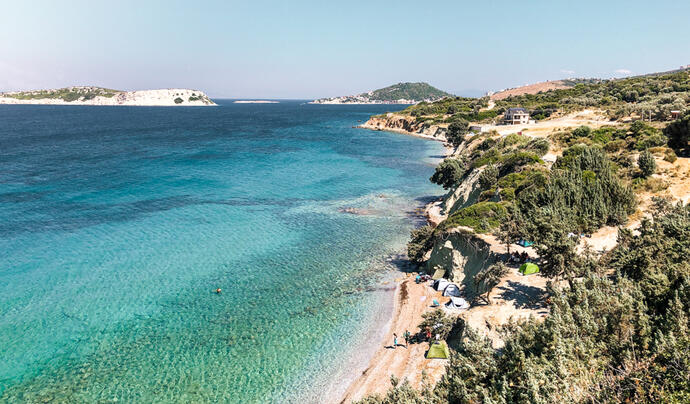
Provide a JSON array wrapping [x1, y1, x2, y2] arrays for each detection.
[[1, 0, 689, 98]]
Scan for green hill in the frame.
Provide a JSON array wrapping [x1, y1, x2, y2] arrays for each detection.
[[368, 82, 452, 102], [311, 82, 452, 104]]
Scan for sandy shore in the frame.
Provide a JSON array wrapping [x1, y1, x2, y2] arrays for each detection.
[[338, 276, 449, 403], [336, 129, 454, 403]]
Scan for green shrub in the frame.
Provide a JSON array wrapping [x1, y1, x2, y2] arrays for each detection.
[[522, 138, 550, 156], [174, 97, 184, 104], [499, 151, 543, 174], [407, 225, 435, 264], [471, 148, 500, 168], [603, 139, 627, 152], [499, 187, 515, 201], [478, 189, 496, 202], [519, 146, 636, 234], [638, 150, 656, 177], [664, 111, 690, 156], [441, 202, 507, 233], [430, 158, 466, 189], [476, 137, 497, 151], [571, 125, 592, 139], [497, 172, 527, 188], [477, 164, 499, 190], [501, 133, 529, 147]]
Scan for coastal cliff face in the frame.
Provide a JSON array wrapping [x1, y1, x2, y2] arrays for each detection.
[[0, 87, 216, 106], [442, 168, 484, 215], [360, 114, 447, 141], [426, 230, 496, 297]]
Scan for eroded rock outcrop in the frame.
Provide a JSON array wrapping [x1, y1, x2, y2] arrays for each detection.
[[442, 168, 484, 215], [360, 114, 447, 141], [426, 229, 498, 297]]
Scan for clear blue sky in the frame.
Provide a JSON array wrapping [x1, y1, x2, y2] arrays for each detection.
[[1, 0, 688, 98]]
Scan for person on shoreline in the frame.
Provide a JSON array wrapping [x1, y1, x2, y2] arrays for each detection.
[[403, 329, 411, 347], [393, 333, 398, 349]]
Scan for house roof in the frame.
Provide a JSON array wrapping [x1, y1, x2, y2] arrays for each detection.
[[506, 107, 528, 114]]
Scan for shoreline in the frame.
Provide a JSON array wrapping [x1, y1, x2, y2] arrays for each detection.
[[357, 122, 446, 143], [335, 126, 452, 403], [337, 276, 448, 403]]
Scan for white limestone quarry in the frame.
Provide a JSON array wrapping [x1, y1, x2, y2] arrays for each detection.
[[0, 87, 216, 106]]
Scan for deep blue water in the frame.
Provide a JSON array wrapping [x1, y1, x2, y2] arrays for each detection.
[[0, 101, 443, 403]]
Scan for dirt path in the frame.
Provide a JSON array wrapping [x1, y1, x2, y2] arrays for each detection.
[[484, 109, 617, 137]]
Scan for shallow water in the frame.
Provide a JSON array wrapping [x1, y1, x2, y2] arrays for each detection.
[[0, 101, 443, 403]]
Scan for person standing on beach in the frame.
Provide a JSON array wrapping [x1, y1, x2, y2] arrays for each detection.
[[403, 330, 411, 347], [393, 333, 398, 348]]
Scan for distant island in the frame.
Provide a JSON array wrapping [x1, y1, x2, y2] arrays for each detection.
[[0, 86, 216, 106], [310, 82, 452, 104]]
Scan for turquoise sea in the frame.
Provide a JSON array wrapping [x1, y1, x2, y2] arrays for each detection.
[[0, 101, 443, 403]]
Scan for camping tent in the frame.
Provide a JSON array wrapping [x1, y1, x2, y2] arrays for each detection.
[[426, 341, 450, 359], [445, 296, 469, 310], [442, 283, 462, 297], [434, 279, 450, 292], [431, 267, 446, 280], [517, 240, 534, 247], [519, 262, 539, 275]]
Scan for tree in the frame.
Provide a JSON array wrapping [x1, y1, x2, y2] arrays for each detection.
[[418, 309, 454, 340], [477, 164, 498, 190], [445, 120, 469, 148], [407, 225, 435, 264], [530, 215, 581, 283], [496, 210, 524, 254], [664, 111, 690, 156], [638, 149, 656, 177], [473, 262, 509, 304], [430, 158, 466, 189]]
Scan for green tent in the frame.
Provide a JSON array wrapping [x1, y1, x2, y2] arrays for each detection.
[[431, 267, 446, 280], [519, 262, 539, 275], [425, 341, 450, 359]]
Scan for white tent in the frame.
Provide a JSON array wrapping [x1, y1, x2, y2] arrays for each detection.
[[442, 283, 462, 297], [434, 279, 450, 292], [446, 296, 470, 310]]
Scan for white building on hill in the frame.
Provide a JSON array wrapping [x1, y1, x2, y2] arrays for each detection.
[[504, 107, 530, 125]]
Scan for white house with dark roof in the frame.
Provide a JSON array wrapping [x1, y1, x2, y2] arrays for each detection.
[[504, 107, 530, 125]]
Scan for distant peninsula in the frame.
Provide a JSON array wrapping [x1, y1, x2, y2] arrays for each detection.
[[0, 86, 216, 106], [310, 82, 452, 105]]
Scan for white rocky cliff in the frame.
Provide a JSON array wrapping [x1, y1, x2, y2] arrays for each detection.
[[0, 87, 216, 106]]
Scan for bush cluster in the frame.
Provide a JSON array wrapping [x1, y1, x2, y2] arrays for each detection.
[[359, 204, 690, 404]]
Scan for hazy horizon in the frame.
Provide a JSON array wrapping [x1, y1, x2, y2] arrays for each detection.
[[2, 0, 689, 98]]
